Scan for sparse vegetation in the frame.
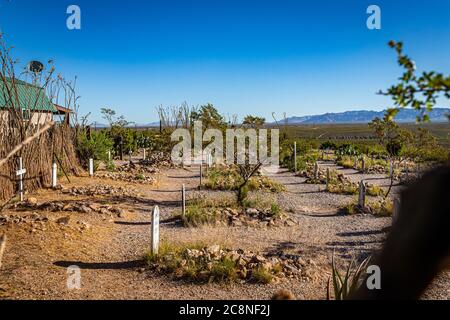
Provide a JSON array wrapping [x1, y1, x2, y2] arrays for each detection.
[[327, 254, 371, 300], [205, 166, 285, 193]]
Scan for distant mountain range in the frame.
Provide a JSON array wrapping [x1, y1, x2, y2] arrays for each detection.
[[281, 108, 450, 124], [90, 108, 449, 128]]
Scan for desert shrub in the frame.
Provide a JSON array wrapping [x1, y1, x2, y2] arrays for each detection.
[[183, 204, 223, 227], [336, 156, 355, 169], [327, 182, 358, 195], [370, 199, 393, 217], [251, 267, 273, 284], [338, 199, 393, 216], [76, 130, 113, 169], [205, 167, 284, 193], [366, 185, 385, 197], [335, 144, 361, 157], [210, 258, 238, 282], [320, 141, 337, 150], [367, 144, 388, 159], [106, 160, 116, 172], [269, 203, 281, 218]]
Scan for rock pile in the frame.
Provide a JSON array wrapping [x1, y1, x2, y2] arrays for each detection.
[[61, 185, 138, 197], [0, 212, 92, 233], [96, 171, 156, 184], [222, 207, 298, 227], [16, 199, 127, 218], [140, 152, 172, 168], [149, 244, 315, 283]]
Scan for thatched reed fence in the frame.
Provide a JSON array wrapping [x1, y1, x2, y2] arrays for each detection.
[[0, 121, 82, 202]]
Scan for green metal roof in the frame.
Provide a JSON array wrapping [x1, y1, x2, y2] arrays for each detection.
[[0, 78, 57, 112]]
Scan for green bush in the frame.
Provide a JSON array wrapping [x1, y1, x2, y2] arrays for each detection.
[[76, 130, 113, 169]]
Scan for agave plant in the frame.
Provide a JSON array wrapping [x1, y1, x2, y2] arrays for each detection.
[[327, 253, 371, 300]]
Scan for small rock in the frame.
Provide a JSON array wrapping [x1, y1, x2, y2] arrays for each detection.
[[246, 208, 259, 215], [206, 245, 221, 254], [253, 255, 266, 263], [56, 216, 70, 225], [27, 197, 38, 206]]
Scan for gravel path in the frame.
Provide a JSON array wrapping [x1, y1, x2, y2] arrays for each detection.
[[1, 165, 448, 300]]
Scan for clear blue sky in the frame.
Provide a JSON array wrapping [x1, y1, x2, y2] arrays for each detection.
[[1, 0, 449, 124]]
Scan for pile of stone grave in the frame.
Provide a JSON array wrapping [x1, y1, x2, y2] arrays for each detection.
[[149, 244, 315, 283]]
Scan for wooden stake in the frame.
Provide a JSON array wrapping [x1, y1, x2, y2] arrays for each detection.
[[294, 142, 297, 173], [0, 234, 6, 270], [182, 184, 186, 218], [151, 206, 160, 255]]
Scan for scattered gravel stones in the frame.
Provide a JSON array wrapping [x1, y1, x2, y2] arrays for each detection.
[[61, 185, 139, 197]]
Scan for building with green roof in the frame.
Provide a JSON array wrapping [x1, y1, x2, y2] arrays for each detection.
[[0, 78, 59, 125]]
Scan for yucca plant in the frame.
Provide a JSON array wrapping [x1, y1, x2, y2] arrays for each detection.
[[327, 253, 371, 300]]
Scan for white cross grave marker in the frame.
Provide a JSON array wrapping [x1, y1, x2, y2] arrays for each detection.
[[16, 157, 26, 202], [151, 206, 160, 255]]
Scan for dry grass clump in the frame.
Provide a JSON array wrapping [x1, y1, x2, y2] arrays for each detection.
[[338, 199, 393, 216], [327, 182, 358, 195], [182, 197, 235, 227], [205, 167, 285, 193]]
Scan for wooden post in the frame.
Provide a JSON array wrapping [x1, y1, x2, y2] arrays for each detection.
[[358, 180, 366, 209], [0, 234, 6, 270], [294, 142, 297, 173], [199, 162, 203, 189], [52, 162, 57, 188], [314, 162, 319, 180], [182, 184, 186, 218], [361, 156, 366, 173], [354, 157, 358, 170], [89, 158, 94, 177], [108, 150, 111, 162], [16, 157, 26, 202], [151, 206, 160, 255], [143, 148, 146, 160], [326, 168, 330, 190], [129, 151, 132, 163]]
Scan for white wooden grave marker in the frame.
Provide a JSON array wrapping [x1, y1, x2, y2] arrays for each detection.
[[89, 158, 94, 177], [52, 162, 57, 188], [143, 148, 146, 160], [182, 184, 186, 217], [199, 162, 203, 188], [16, 157, 26, 202], [294, 142, 297, 173], [151, 206, 160, 255]]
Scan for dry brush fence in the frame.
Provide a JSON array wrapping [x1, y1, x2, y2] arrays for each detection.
[[0, 121, 82, 202]]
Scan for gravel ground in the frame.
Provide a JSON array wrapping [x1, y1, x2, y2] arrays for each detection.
[[0, 164, 448, 300]]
